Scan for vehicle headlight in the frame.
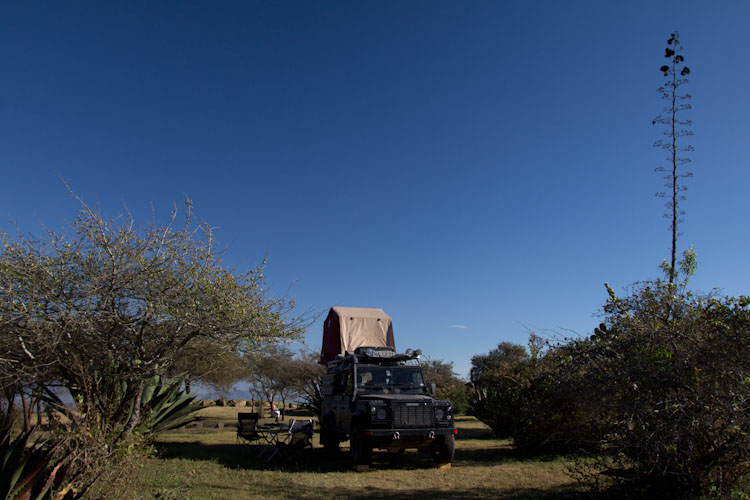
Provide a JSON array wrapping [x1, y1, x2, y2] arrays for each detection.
[[376, 409, 388, 420], [435, 408, 445, 421]]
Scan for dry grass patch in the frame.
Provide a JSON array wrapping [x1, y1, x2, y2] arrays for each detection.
[[110, 415, 599, 500]]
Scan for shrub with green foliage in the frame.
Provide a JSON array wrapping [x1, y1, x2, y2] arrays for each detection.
[[421, 359, 469, 414], [468, 353, 530, 439], [470, 281, 748, 498], [468, 342, 534, 438], [1, 195, 307, 495], [574, 282, 750, 498], [510, 353, 599, 456]]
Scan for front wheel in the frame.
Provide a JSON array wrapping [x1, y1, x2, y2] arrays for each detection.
[[350, 424, 372, 465], [431, 434, 455, 464], [321, 418, 340, 454]]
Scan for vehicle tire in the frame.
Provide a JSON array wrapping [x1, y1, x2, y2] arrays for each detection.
[[321, 417, 340, 454], [431, 434, 455, 464], [350, 424, 372, 465]]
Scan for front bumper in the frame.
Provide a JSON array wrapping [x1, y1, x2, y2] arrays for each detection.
[[365, 427, 456, 438]]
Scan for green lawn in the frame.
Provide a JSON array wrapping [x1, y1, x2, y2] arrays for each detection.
[[110, 409, 600, 500]]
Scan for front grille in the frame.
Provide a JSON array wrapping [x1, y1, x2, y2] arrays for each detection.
[[392, 402, 433, 427]]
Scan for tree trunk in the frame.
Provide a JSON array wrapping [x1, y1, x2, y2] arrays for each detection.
[[36, 398, 43, 427], [1, 387, 17, 432], [119, 379, 145, 439], [20, 392, 31, 432]]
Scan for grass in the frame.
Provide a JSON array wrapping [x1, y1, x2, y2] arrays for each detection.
[[108, 409, 601, 500]]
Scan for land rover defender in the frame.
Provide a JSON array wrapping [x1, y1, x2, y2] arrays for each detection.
[[319, 345, 456, 465]]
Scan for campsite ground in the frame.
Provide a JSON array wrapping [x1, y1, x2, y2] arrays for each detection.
[[111, 407, 601, 500]]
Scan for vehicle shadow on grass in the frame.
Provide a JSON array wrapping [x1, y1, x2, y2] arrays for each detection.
[[456, 445, 577, 467], [154, 442, 607, 499], [155, 440, 574, 474], [155, 441, 455, 472], [208, 482, 604, 500], [454, 426, 496, 440], [352, 486, 602, 500], [453, 444, 517, 465], [154, 440, 359, 472], [154, 441, 249, 464]]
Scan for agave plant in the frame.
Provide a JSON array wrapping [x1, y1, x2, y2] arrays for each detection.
[[299, 377, 323, 418], [468, 386, 513, 439], [135, 374, 202, 437], [0, 428, 68, 500]]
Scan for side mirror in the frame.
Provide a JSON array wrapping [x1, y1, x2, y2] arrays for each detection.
[[430, 383, 436, 396]]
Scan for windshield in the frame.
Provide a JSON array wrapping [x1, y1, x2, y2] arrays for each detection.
[[356, 365, 425, 389]]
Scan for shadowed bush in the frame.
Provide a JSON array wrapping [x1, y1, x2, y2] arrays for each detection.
[[470, 281, 749, 499]]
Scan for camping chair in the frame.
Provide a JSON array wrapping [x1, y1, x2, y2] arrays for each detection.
[[266, 418, 314, 463], [236, 412, 262, 445]]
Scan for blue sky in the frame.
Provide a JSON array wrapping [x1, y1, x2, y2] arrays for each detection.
[[1, 1, 749, 378]]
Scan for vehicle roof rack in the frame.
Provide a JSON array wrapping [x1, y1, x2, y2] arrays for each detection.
[[354, 346, 422, 362]]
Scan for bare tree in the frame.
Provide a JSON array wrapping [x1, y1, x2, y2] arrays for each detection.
[[246, 348, 324, 419], [245, 346, 292, 418], [172, 339, 245, 396]]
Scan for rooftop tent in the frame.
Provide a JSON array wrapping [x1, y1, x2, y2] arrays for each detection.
[[320, 307, 395, 364]]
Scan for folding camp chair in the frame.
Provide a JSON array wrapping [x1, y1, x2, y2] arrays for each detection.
[[236, 412, 263, 445], [266, 418, 314, 463]]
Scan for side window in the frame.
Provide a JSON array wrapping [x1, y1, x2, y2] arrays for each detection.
[[343, 372, 353, 395], [357, 370, 372, 387]]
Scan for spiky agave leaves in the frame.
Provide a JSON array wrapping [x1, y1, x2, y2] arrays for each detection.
[[467, 387, 500, 433], [0, 428, 68, 500], [136, 374, 202, 437], [299, 378, 323, 419]]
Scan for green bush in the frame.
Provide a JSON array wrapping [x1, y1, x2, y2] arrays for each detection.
[[470, 282, 749, 498], [421, 359, 469, 414], [575, 283, 750, 498], [469, 364, 529, 439], [469, 345, 600, 455], [468, 342, 533, 439]]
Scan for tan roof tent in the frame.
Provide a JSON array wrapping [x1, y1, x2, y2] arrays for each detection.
[[320, 307, 395, 364]]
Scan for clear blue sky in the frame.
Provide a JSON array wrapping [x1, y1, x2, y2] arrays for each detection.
[[2, 1, 748, 378]]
